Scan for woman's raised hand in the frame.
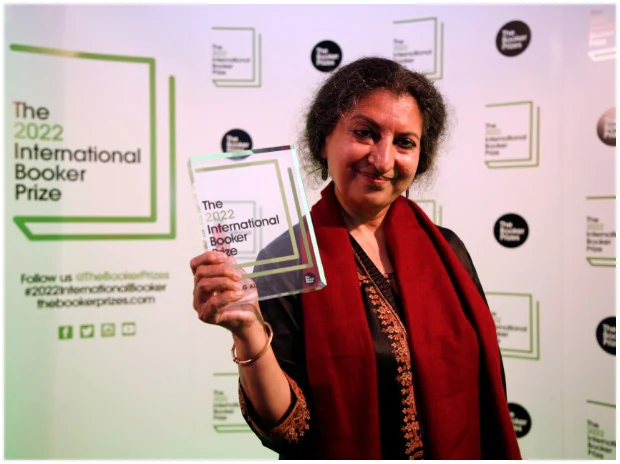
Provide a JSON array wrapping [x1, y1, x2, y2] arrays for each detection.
[[190, 250, 262, 333]]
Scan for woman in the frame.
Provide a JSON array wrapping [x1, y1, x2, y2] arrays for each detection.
[[190, 57, 521, 460]]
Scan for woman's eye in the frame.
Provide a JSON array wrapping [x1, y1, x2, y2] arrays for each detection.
[[397, 139, 416, 149], [353, 129, 373, 139]]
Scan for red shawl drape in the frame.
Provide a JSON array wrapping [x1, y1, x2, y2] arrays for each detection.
[[300, 184, 521, 459]]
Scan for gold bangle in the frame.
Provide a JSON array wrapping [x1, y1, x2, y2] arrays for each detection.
[[231, 322, 273, 366]]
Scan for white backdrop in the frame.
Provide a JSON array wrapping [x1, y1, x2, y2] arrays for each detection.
[[4, 4, 616, 459]]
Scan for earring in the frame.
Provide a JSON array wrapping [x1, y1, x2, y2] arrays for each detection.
[[405, 188, 410, 199], [321, 160, 328, 181]]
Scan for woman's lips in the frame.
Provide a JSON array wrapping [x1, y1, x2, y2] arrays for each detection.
[[355, 168, 396, 184]]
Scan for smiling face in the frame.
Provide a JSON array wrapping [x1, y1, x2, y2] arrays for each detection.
[[323, 89, 423, 219]]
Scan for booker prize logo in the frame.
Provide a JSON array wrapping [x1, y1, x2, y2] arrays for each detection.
[[596, 316, 615, 355], [494, 213, 529, 248], [496, 21, 531, 57], [304, 272, 317, 286], [597, 108, 615, 146], [508, 403, 532, 438], [311, 40, 342, 72], [221, 129, 252, 160]]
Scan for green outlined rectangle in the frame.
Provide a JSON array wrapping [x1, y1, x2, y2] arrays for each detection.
[[484, 101, 541, 169], [487, 292, 540, 360], [414, 199, 443, 225], [9, 44, 176, 240], [211, 27, 262, 88], [212, 372, 251, 434], [393, 17, 444, 80], [193, 159, 301, 271], [585, 196, 616, 267], [189, 146, 322, 282]]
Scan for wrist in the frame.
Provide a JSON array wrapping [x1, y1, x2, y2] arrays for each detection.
[[231, 318, 265, 344], [231, 321, 273, 366]]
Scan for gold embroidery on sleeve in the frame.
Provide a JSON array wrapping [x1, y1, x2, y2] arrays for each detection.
[[239, 372, 310, 447]]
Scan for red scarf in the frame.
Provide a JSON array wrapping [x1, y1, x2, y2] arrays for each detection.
[[300, 184, 521, 459]]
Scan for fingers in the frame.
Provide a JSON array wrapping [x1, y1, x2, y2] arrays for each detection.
[[210, 305, 260, 327], [192, 261, 247, 321], [190, 249, 258, 327], [194, 263, 242, 286], [189, 250, 228, 275], [194, 287, 247, 323], [195, 275, 243, 296]]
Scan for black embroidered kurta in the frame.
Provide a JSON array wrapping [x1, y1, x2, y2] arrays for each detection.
[[239, 226, 503, 459]]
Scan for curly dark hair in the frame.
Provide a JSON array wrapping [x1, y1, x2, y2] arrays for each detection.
[[301, 56, 448, 183]]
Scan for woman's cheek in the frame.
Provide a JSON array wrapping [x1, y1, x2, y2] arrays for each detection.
[[396, 158, 419, 180]]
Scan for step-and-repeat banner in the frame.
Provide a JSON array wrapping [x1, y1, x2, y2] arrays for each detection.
[[5, 4, 615, 459]]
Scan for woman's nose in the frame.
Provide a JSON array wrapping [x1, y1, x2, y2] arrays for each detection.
[[368, 138, 395, 173]]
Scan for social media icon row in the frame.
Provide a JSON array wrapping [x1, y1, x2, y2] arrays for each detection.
[[58, 322, 137, 340]]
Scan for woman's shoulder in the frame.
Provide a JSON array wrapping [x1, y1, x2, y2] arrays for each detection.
[[434, 225, 476, 277], [435, 225, 466, 249]]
